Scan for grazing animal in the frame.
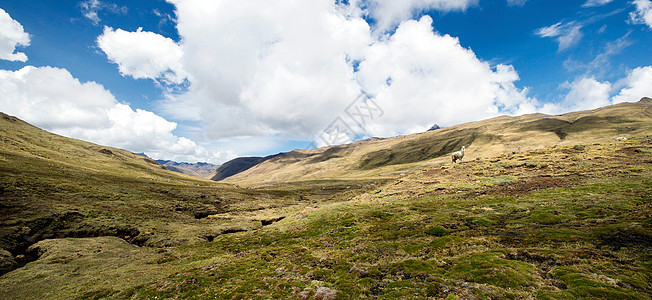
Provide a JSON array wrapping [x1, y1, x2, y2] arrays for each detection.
[[452, 146, 465, 164], [615, 137, 627, 141], [512, 146, 522, 155]]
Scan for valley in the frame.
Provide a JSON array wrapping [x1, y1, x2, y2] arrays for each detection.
[[0, 99, 650, 299]]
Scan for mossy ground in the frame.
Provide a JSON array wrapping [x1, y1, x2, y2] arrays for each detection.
[[1, 112, 651, 299]]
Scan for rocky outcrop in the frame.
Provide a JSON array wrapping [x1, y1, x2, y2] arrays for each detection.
[[0, 248, 18, 275]]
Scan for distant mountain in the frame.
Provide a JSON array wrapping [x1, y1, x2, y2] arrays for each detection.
[[156, 160, 219, 179], [428, 124, 440, 131]]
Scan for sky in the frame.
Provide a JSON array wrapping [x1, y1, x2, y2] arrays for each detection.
[[0, 0, 650, 164]]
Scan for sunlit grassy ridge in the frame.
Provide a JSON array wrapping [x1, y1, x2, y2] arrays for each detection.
[[224, 98, 652, 185], [0, 100, 651, 299]]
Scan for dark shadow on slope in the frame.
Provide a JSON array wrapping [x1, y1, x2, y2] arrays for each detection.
[[518, 116, 633, 141], [211, 157, 269, 181], [308, 146, 351, 164], [358, 129, 494, 170]]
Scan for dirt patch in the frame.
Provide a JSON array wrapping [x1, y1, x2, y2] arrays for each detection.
[[502, 250, 555, 265], [619, 147, 640, 155]]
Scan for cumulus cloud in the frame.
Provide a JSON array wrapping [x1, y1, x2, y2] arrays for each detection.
[[541, 78, 610, 115], [612, 66, 652, 103], [356, 16, 535, 136], [80, 0, 127, 25], [566, 78, 611, 110], [582, 0, 614, 7], [536, 21, 584, 51], [162, 0, 534, 143], [97, 27, 187, 84], [0, 8, 30, 62], [630, 0, 652, 29], [0, 66, 231, 163], [541, 66, 651, 114], [166, 0, 371, 138]]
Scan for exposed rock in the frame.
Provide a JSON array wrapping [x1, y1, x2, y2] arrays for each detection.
[[349, 263, 370, 277], [615, 137, 627, 141], [98, 149, 114, 155], [314, 287, 338, 300], [0, 248, 18, 275], [298, 289, 313, 300]]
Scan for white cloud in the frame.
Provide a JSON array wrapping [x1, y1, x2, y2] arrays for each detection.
[[80, 0, 101, 24], [536, 21, 583, 51], [97, 26, 187, 84], [612, 66, 652, 103], [582, 0, 614, 7], [162, 0, 534, 143], [567, 78, 611, 109], [540, 66, 651, 115], [630, 0, 652, 29], [564, 33, 632, 76], [540, 78, 610, 115], [507, 0, 528, 7], [356, 16, 535, 136], [80, 0, 127, 25], [355, 0, 478, 32], [0, 8, 30, 62], [536, 22, 563, 37], [167, 0, 371, 138], [0, 66, 231, 164]]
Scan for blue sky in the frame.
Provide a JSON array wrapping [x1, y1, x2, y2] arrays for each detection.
[[0, 0, 650, 164]]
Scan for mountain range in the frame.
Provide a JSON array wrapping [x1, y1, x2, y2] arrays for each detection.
[[156, 160, 219, 179]]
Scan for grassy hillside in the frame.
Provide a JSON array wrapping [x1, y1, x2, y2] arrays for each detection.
[[0, 100, 650, 299], [223, 98, 652, 185], [0, 113, 372, 274]]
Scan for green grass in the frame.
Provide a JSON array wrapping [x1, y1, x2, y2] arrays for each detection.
[[478, 175, 518, 186], [1, 112, 651, 299], [110, 175, 651, 299]]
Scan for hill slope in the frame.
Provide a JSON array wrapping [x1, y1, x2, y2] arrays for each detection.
[[222, 98, 652, 185], [0, 112, 368, 275], [0, 112, 223, 254], [3, 128, 649, 299], [210, 156, 270, 181], [0, 100, 650, 299]]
